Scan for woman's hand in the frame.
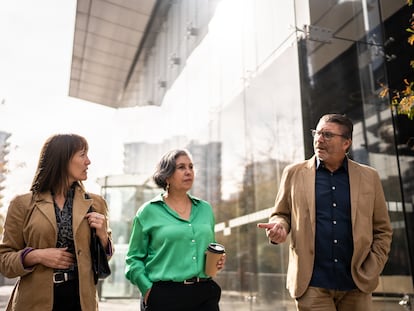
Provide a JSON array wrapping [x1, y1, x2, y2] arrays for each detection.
[[144, 288, 152, 304], [217, 253, 226, 271], [85, 212, 109, 248], [24, 247, 75, 269]]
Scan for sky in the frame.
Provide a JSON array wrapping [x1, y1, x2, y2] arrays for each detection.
[[0, 0, 134, 207]]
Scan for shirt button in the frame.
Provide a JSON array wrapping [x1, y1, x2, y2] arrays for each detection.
[[188, 224, 192, 227], [334, 240, 338, 244], [192, 240, 195, 243], [332, 186, 336, 190], [334, 259, 338, 263], [332, 203, 337, 207], [333, 220, 337, 225], [192, 256, 196, 260]]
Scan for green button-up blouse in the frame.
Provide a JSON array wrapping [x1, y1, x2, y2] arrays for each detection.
[[125, 193, 216, 296]]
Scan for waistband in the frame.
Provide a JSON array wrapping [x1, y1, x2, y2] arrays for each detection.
[[155, 277, 212, 285]]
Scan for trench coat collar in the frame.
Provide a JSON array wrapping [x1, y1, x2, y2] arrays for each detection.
[[33, 186, 92, 234]]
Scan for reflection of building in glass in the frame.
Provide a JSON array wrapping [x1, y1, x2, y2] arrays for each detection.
[[95, 176, 159, 298], [122, 139, 222, 206], [97, 139, 222, 298], [123, 136, 189, 175], [70, 0, 414, 307], [187, 141, 222, 207], [242, 159, 290, 214]]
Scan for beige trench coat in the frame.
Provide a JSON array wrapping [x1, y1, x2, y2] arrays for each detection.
[[0, 187, 113, 310], [270, 156, 392, 298]]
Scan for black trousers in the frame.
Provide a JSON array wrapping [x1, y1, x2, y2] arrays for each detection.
[[142, 280, 221, 311], [53, 279, 82, 311]]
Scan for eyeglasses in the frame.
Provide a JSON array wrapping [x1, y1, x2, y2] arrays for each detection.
[[311, 129, 348, 140]]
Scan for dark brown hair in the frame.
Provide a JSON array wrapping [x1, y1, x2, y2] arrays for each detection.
[[30, 134, 88, 195]]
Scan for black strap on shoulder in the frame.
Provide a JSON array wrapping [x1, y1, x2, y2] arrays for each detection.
[[85, 192, 94, 213]]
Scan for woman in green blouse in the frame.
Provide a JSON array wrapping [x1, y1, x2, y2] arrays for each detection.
[[125, 149, 225, 311]]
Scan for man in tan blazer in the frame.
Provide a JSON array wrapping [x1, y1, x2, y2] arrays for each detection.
[[258, 114, 392, 311]]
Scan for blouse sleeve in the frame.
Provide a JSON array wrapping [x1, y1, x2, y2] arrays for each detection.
[[125, 214, 153, 296]]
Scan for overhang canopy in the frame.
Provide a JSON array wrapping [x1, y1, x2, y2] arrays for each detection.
[[69, 0, 157, 108], [69, 0, 404, 109]]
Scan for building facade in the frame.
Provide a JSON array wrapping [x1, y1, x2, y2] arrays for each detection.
[[0, 131, 11, 218], [71, 0, 414, 309]]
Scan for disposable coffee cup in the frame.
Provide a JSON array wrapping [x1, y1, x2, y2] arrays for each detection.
[[205, 242, 225, 277]]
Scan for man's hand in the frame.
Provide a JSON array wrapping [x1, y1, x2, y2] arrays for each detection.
[[257, 222, 287, 244]]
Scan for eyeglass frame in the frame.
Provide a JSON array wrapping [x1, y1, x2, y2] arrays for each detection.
[[310, 129, 349, 140]]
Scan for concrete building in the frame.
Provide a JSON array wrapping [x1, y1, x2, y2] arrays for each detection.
[[0, 131, 11, 211]]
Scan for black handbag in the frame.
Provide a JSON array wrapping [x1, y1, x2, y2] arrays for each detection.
[[88, 206, 111, 284]]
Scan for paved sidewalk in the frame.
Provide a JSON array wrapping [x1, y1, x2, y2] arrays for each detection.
[[0, 285, 140, 310], [0, 285, 13, 309], [1, 284, 408, 311], [99, 297, 139, 311]]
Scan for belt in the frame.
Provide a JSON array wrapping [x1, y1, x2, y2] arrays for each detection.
[[183, 277, 211, 284], [156, 277, 211, 285], [53, 272, 77, 284]]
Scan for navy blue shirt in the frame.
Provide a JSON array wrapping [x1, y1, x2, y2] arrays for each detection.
[[309, 157, 356, 290]]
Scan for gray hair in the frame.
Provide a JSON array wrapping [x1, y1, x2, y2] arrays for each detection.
[[153, 149, 193, 190], [319, 113, 353, 139]]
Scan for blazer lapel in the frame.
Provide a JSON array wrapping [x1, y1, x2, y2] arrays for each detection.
[[347, 159, 361, 227], [302, 157, 317, 236]]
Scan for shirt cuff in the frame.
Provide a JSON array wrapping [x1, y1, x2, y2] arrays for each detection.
[[20, 247, 35, 270], [106, 239, 114, 256]]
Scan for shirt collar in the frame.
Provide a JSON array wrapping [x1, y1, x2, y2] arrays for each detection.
[[150, 192, 201, 205], [316, 156, 348, 172]]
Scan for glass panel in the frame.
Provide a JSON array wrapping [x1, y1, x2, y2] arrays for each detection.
[[97, 0, 414, 309], [212, 43, 302, 310], [100, 185, 159, 298], [381, 1, 414, 288], [100, 1, 302, 309]]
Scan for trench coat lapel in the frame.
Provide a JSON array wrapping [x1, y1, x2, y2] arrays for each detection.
[[72, 187, 93, 234], [35, 193, 57, 233], [34, 188, 93, 235]]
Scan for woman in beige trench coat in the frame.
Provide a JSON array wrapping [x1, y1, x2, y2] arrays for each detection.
[[0, 134, 113, 311]]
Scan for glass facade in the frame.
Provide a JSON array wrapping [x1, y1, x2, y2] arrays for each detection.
[[99, 0, 414, 309]]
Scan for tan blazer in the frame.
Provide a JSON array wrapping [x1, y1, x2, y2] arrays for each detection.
[[0, 187, 113, 311], [270, 156, 392, 298]]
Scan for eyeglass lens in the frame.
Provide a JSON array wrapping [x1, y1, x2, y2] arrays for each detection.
[[311, 130, 341, 140]]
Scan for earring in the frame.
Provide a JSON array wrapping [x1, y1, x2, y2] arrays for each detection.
[[165, 183, 170, 197]]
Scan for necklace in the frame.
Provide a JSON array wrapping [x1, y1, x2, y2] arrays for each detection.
[[173, 200, 190, 214], [165, 195, 191, 215], [174, 206, 187, 214]]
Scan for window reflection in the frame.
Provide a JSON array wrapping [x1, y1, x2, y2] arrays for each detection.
[[97, 0, 413, 308]]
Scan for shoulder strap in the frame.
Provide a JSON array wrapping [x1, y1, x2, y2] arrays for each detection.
[[84, 192, 94, 213]]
